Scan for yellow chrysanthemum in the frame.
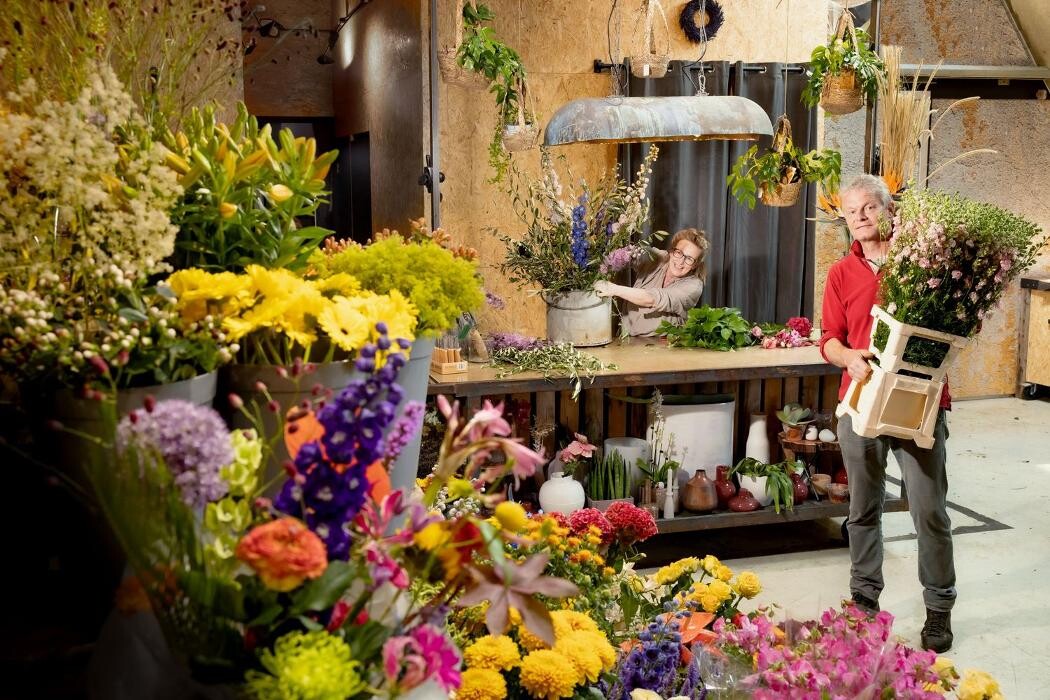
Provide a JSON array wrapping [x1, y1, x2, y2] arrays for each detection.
[[464, 635, 521, 672], [553, 633, 603, 683], [735, 571, 762, 599], [514, 616, 549, 651], [957, 670, 1003, 700], [551, 610, 599, 638], [519, 650, 581, 700], [565, 630, 616, 670], [713, 564, 733, 582], [457, 667, 507, 700], [709, 579, 733, 603]]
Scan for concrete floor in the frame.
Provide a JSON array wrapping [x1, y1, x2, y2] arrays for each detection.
[[718, 397, 1050, 698]]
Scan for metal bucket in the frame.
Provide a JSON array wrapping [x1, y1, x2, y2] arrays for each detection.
[[543, 290, 612, 347]]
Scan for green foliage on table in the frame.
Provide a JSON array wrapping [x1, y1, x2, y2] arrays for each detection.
[[726, 143, 842, 209], [489, 343, 616, 400], [310, 232, 484, 336], [587, 451, 633, 501], [776, 403, 813, 427], [730, 457, 803, 514], [801, 25, 885, 108], [657, 306, 756, 351], [165, 103, 338, 273]]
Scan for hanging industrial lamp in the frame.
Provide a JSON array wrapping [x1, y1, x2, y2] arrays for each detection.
[[543, 0, 773, 146]]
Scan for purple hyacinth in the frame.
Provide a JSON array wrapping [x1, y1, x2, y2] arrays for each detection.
[[117, 400, 233, 509], [274, 323, 408, 559], [484, 290, 506, 310], [384, 401, 425, 461], [571, 194, 589, 268]]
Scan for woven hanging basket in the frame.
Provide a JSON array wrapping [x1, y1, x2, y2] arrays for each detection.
[[819, 11, 865, 115], [501, 81, 539, 152], [761, 115, 802, 207], [629, 0, 671, 78], [439, 0, 491, 91]]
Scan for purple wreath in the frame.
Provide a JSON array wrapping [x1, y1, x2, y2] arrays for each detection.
[[679, 0, 725, 43]]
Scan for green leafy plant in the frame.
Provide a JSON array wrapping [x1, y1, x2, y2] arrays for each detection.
[[637, 458, 678, 490], [776, 403, 813, 428], [488, 342, 616, 400], [164, 103, 338, 272], [587, 451, 633, 501], [727, 143, 842, 209], [657, 306, 755, 351], [729, 457, 802, 514], [801, 24, 885, 109]]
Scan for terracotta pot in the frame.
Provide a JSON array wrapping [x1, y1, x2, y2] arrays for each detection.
[[811, 473, 831, 496], [828, 483, 850, 503], [728, 488, 761, 512], [714, 465, 736, 510], [682, 469, 718, 513], [790, 472, 809, 505], [783, 424, 803, 440]]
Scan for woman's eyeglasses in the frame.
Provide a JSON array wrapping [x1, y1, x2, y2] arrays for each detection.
[[671, 248, 696, 266]]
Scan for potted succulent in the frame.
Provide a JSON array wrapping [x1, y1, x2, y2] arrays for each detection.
[[801, 10, 886, 116], [727, 116, 842, 209], [729, 458, 802, 514], [586, 450, 635, 511], [777, 402, 814, 440]]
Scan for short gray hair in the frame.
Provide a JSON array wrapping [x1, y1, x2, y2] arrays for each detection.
[[840, 174, 891, 208]]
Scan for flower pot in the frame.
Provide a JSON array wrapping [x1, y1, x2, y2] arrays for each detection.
[[820, 68, 864, 115], [736, 474, 773, 507], [502, 123, 539, 152], [538, 473, 586, 514], [682, 469, 718, 513], [828, 483, 850, 503], [760, 178, 802, 207], [648, 394, 735, 476], [790, 472, 809, 505], [744, 413, 770, 464], [810, 473, 831, 497], [728, 488, 760, 512], [388, 337, 436, 491], [437, 48, 490, 91], [543, 290, 612, 347]]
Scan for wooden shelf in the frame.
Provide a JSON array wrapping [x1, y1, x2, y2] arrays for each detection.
[[429, 342, 834, 397], [655, 495, 909, 534]]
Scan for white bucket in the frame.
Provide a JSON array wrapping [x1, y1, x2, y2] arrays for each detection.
[[543, 290, 612, 347], [648, 395, 735, 493]]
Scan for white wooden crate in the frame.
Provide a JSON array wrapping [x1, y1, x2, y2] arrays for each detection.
[[836, 362, 943, 449], [867, 305, 969, 382]]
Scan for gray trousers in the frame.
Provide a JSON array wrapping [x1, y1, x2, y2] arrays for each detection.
[[837, 411, 956, 612]]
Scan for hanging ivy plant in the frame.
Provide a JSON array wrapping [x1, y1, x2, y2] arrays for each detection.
[[801, 23, 885, 109]]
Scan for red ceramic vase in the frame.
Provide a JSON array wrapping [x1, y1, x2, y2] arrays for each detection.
[[715, 465, 736, 510], [728, 488, 760, 512], [790, 472, 809, 505]]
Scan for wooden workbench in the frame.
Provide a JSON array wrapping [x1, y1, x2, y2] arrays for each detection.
[[427, 340, 909, 533]]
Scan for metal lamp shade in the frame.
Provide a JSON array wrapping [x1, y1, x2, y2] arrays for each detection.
[[543, 95, 773, 146]]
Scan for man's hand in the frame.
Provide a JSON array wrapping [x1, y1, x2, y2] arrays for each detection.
[[843, 347, 875, 383]]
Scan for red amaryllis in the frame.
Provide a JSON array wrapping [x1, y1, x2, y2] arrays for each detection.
[[235, 517, 328, 591]]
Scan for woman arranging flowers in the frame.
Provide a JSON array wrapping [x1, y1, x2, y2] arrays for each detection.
[[594, 228, 708, 336]]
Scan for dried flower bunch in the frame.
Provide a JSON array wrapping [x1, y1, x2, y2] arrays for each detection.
[[499, 147, 662, 296]]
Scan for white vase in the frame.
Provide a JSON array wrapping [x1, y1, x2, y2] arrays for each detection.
[[538, 473, 586, 514], [745, 413, 770, 464], [737, 474, 773, 507]]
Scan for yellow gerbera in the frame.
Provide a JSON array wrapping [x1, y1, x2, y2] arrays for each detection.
[[518, 650, 580, 700], [313, 272, 360, 295], [316, 295, 371, 352], [457, 668, 507, 700]]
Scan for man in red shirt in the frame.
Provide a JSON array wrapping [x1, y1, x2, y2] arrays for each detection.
[[819, 174, 955, 653]]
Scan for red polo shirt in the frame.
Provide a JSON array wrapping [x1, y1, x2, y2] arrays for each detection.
[[819, 240, 950, 408]]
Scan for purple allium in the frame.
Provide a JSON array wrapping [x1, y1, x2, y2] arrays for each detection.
[[117, 400, 233, 509], [599, 245, 642, 274], [384, 401, 425, 461], [486, 332, 551, 353], [484, 290, 506, 310], [571, 195, 589, 268]]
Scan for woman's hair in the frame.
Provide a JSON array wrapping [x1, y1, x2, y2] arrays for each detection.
[[669, 228, 710, 280]]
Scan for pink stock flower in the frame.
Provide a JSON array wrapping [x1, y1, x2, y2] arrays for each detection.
[[383, 624, 462, 693], [951, 270, 963, 279]]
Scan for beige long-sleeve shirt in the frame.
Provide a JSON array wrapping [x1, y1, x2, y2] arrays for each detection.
[[621, 259, 704, 336]]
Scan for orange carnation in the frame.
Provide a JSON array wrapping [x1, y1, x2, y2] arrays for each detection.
[[236, 518, 328, 591]]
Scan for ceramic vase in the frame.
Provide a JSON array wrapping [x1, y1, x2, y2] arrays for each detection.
[[714, 465, 736, 510], [682, 469, 718, 513], [736, 474, 773, 507], [790, 472, 809, 505], [538, 473, 585, 514], [728, 488, 760, 512], [745, 413, 771, 463]]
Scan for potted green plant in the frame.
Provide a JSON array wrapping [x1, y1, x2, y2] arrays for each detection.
[[729, 458, 802, 514], [727, 116, 842, 209], [801, 10, 886, 116], [587, 450, 635, 510], [777, 403, 814, 440], [439, 0, 493, 90]]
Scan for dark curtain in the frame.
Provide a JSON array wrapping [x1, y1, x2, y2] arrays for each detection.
[[624, 61, 817, 323]]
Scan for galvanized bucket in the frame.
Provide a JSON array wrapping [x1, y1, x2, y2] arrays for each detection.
[[543, 290, 612, 347]]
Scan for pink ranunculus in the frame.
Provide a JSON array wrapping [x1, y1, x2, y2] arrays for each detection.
[[761, 336, 777, 349], [751, 325, 765, 338]]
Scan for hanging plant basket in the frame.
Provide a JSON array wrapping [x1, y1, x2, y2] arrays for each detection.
[[760, 116, 802, 207], [439, 0, 491, 91], [629, 0, 671, 79], [501, 79, 539, 152], [819, 12, 865, 115]]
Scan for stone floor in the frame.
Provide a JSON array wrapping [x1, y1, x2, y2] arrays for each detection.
[[642, 396, 1050, 699]]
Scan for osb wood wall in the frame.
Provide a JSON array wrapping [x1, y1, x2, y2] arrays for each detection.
[[243, 0, 335, 117], [437, 0, 829, 338], [818, 0, 1050, 398]]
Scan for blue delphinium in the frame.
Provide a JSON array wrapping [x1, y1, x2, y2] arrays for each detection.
[[274, 324, 411, 559], [571, 193, 589, 268]]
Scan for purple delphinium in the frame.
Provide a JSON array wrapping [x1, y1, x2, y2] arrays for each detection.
[[384, 400, 425, 462], [274, 324, 408, 559], [117, 400, 233, 509], [571, 193, 589, 268], [599, 245, 642, 274], [611, 613, 705, 699], [485, 332, 551, 353]]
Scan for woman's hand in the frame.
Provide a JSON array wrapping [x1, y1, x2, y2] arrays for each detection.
[[593, 281, 617, 298]]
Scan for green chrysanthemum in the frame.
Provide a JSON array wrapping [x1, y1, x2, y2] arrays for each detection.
[[245, 631, 366, 700]]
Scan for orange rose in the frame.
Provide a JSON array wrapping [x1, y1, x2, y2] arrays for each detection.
[[236, 518, 328, 591]]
